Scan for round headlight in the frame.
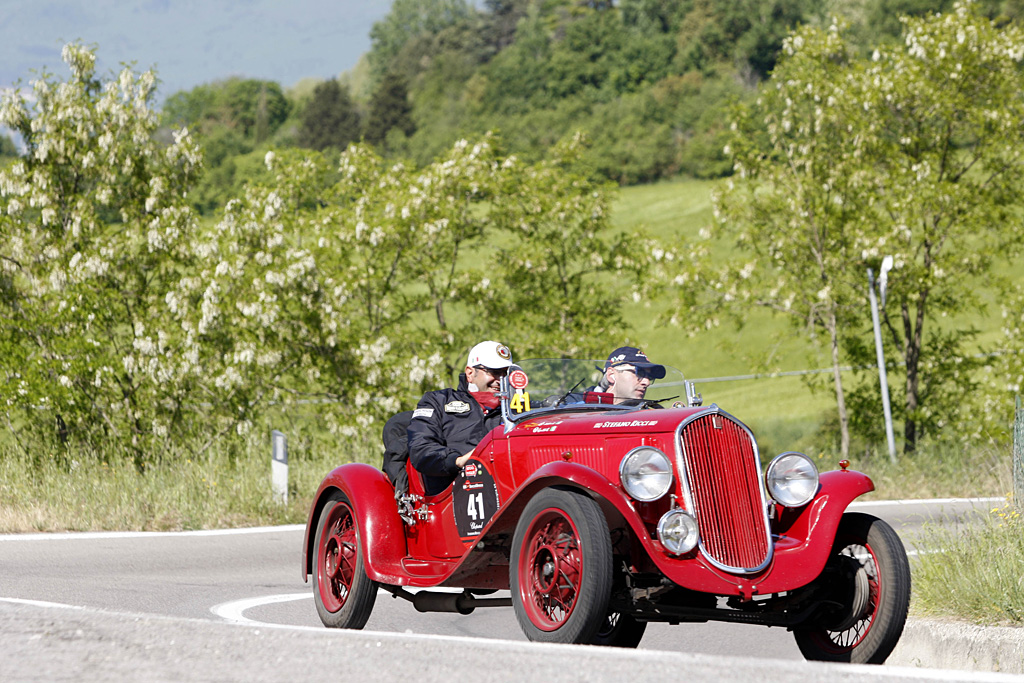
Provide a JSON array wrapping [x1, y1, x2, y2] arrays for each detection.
[[619, 446, 673, 502], [658, 509, 699, 555], [765, 452, 819, 508]]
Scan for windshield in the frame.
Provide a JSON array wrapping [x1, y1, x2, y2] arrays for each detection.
[[500, 358, 690, 423]]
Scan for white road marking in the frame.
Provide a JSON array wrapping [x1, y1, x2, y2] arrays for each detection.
[[0, 597, 89, 611], [211, 593, 311, 625], [849, 497, 1005, 508], [0, 524, 305, 542], [210, 586, 474, 626]]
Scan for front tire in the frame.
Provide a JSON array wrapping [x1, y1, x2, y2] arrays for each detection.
[[510, 488, 613, 644], [313, 492, 378, 629], [794, 512, 911, 664]]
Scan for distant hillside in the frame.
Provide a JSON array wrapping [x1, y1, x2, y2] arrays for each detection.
[[144, 0, 1024, 213]]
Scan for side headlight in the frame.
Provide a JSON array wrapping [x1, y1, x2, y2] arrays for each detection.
[[619, 446, 673, 502], [765, 452, 819, 508], [658, 509, 699, 554]]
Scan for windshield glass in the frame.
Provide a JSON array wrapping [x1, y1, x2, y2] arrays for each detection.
[[501, 358, 688, 422]]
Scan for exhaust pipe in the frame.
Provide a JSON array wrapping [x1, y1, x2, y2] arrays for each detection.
[[381, 586, 512, 615]]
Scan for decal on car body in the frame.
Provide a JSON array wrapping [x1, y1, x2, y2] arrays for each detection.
[[453, 460, 499, 540], [593, 420, 659, 428]]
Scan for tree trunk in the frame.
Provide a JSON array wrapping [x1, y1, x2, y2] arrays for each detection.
[[900, 291, 927, 454], [827, 308, 850, 458]]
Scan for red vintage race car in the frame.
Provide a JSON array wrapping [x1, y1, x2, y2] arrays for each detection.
[[301, 359, 911, 664]]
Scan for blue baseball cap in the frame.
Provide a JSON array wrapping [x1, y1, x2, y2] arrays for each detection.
[[604, 346, 666, 379]]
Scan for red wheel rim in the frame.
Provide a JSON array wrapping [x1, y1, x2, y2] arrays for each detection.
[[810, 540, 882, 653], [317, 502, 359, 613], [517, 508, 583, 631]]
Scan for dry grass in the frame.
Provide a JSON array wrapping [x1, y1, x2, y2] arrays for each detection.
[[843, 442, 1013, 501], [0, 432, 372, 533]]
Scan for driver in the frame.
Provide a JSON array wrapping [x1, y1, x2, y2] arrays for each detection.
[[595, 346, 666, 404], [407, 340, 513, 496]]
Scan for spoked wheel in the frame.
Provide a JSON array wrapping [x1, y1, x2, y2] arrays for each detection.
[[313, 492, 378, 628], [794, 512, 911, 664], [592, 612, 647, 648], [510, 488, 612, 644]]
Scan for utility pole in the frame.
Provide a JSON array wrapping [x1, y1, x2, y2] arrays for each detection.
[[868, 258, 897, 463]]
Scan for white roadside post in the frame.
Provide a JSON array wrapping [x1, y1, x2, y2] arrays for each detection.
[[868, 256, 898, 464], [271, 430, 288, 504]]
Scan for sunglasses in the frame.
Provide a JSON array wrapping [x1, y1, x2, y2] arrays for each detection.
[[614, 366, 657, 381], [473, 365, 509, 378]]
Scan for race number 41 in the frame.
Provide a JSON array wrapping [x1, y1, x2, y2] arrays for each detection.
[[510, 389, 531, 413]]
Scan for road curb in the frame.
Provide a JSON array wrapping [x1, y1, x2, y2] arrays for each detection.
[[889, 619, 1024, 673]]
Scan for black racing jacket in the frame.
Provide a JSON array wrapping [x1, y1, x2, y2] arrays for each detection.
[[407, 374, 501, 496]]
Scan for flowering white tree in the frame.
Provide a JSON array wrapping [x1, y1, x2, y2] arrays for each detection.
[[0, 43, 203, 462], [176, 134, 636, 437], [171, 143, 462, 437], [715, 2, 1024, 454]]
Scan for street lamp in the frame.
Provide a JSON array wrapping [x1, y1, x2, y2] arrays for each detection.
[[868, 256, 897, 463]]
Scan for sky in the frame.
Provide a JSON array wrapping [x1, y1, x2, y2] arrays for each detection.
[[0, 0, 396, 103]]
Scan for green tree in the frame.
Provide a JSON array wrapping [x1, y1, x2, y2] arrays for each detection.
[[364, 72, 415, 148], [714, 2, 1024, 455], [481, 0, 531, 52], [297, 79, 361, 152], [368, 0, 473, 79], [162, 78, 290, 141], [709, 24, 865, 456], [0, 134, 18, 163]]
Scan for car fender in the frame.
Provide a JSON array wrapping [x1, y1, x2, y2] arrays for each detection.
[[749, 468, 876, 593], [301, 462, 409, 585]]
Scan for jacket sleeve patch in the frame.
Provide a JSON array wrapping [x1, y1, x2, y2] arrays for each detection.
[[412, 408, 434, 419]]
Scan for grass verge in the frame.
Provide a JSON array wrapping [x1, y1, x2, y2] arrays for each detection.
[[912, 499, 1024, 625], [0, 433, 376, 533], [842, 442, 1012, 501]]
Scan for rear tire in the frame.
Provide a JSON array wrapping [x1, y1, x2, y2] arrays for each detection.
[[793, 512, 910, 664], [510, 488, 613, 644], [313, 492, 378, 629]]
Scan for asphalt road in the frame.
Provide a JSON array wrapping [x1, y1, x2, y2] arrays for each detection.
[[0, 497, 1011, 682]]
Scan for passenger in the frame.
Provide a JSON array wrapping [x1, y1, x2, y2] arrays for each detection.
[[594, 346, 666, 404], [407, 340, 513, 496]]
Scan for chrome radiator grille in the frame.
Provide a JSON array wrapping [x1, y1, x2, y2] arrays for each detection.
[[678, 412, 771, 573]]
